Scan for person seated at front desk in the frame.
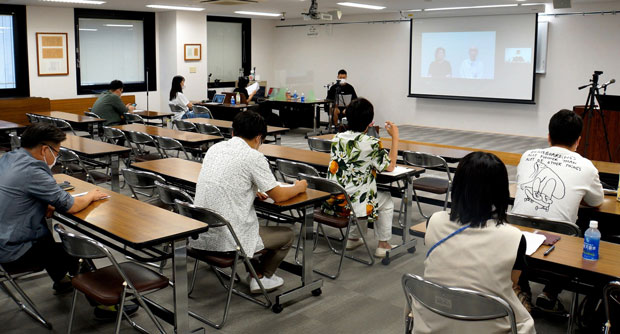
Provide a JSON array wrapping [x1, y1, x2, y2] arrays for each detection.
[[327, 69, 358, 127], [91, 80, 135, 126], [233, 76, 257, 103]]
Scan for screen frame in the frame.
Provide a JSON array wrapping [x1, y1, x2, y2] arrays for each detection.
[[407, 13, 538, 105]]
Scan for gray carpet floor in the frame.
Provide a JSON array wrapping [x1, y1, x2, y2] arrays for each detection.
[[1, 126, 577, 334]]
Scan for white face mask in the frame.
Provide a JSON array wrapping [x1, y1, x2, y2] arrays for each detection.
[[43, 145, 58, 169], [338, 78, 347, 85]]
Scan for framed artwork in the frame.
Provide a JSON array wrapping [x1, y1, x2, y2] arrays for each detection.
[[36, 32, 69, 76], [184, 44, 201, 61]]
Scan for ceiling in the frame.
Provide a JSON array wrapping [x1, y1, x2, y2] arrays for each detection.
[[4, 0, 617, 18]]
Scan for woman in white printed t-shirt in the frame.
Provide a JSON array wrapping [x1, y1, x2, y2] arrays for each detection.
[[169, 75, 194, 120]]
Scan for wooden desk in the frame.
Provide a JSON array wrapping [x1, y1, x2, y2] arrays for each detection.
[[261, 99, 331, 136], [186, 118, 289, 144], [0, 120, 26, 132], [53, 175, 207, 334], [62, 135, 130, 192], [130, 157, 329, 312], [33, 111, 104, 137], [112, 124, 222, 147]]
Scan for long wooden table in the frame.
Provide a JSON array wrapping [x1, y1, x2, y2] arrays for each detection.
[[53, 175, 208, 334], [130, 110, 174, 127], [186, 118, 289, 144], [130, 158, 330, 312], [61, 135, 130, 192], [32, 111, 105, 137], [112, 124, 223, 147]]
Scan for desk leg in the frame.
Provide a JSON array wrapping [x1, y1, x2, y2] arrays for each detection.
[[275, 134, 281, 145], [172, 238, 190, 334], [110, 154, 120, 193], [273, 204, 323, 312], [306, 104, 322, 137], [383, 176, 417, 265]]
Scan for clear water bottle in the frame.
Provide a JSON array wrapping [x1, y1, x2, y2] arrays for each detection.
[[236, 92, 241, 104], [300, 92, 305, 103], [582, 220, 601, 261], [230, 96, 236, 105]]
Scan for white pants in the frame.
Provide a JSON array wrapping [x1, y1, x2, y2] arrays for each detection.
[[348, 191, 394, 242]]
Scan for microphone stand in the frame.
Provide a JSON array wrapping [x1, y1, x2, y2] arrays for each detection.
[[580, 72, 613, 161], [146, 69, 150, 111]]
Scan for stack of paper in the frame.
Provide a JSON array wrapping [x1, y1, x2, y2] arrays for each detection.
[[522, 231, 547, 255]]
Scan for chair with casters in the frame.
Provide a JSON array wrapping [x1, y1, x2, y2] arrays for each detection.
[[298, 173, 375, 279], [155, 136, 191, 160], [173, 120, 197, 132], [124, 113, 145, 125], [0, 263, 53, 329], [402, 151, 451, 220], [192, 105, 214, 119], [604, 281, 620, 334], [175, 200, 271, 329], [125, 131, 163, 162], [307, 137, 332, 153], [401, 273, 518, 334], [195, 123, 223, 137], [58, 148, 111, 185], [121, 168, 166, 206], [53, 224, 169, 334]]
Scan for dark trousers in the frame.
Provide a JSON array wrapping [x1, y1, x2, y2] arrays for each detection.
[[3, 234, 78, 282], [518, 269, 565, 297]]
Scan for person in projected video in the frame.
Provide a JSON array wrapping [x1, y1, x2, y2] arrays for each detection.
[[427, 47, 452, 78], [459, 47, 484, 79]]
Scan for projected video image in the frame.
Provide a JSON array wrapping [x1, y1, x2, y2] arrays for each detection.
[[421, 31, 496, 79], [505, 48, 532, 63]]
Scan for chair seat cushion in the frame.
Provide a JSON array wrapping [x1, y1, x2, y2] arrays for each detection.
[[135, 153, 163, 162], [187, 248, 267, 268], [1, 263, 46, 276], [411, 177, 450, 194], [314, 208, 350, 229], [71, 262, 169, 306]]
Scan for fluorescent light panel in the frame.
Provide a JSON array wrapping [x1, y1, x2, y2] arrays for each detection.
[[40, 0, 106, 4], [146, 5, 205, 11], [424, 4, 518, 11], [105, 24, 133, 27], [337, 2, 385, 10], [234, 11, 281, 17], [79, 28, 98, 31]]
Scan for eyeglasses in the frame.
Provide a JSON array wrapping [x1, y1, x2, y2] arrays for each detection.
[[46, 145, 60, 157]]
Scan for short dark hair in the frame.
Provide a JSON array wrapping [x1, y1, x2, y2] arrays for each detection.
[[449, 151, 509, 228], [237, 76, 249, 88], [346, 98, 374, 132], [21, 123, 67, 149], [549, 109, 583, 147], [232, 111, 267, 140], [338, 69, 347, 76], [109, 80, 124, 91]]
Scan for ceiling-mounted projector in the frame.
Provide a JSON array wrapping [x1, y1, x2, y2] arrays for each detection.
[[301, 0, 336, 21]]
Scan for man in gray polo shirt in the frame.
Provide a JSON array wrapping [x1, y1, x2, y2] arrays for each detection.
[[0, 123, 108, 291]]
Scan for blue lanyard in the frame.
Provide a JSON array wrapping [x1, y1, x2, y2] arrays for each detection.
[[426, 224, 471, 258]]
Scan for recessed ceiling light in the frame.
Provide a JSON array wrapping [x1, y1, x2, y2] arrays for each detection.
[[79, 28, 98, 31], [337, 2, 385, 10], [234, 11, 282, 17], [425, 4, 518, 11], [405, 9, 423, 12], [146, 5, 205, 11], [105, 24, 133, 27], [40, 0, 106, 4]]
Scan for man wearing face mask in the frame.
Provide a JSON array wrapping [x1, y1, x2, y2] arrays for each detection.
[[327, 69, 358, 127], [0, 123, 108, 294]]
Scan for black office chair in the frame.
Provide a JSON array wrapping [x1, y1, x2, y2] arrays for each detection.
[[0, 263, 52, 329]]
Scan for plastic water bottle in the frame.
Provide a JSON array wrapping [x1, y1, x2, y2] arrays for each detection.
[[582, 220, 601, 261], [293, 90, 298, 99], [300, 92, 305, 103], [236, 92, 241, 104], [230, 96, 236, 105]]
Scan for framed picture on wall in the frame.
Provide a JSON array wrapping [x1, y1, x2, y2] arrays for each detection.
[[184, 44, 201, 61], [36, 32, 69, 76]]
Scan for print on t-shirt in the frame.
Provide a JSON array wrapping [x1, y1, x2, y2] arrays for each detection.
[[520, 159, 566, 212]]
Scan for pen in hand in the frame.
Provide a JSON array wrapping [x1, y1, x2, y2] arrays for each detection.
[[543, 245, 555, 256]]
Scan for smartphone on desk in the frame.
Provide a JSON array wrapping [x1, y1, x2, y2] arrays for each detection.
[[58, 181, 74, 191]]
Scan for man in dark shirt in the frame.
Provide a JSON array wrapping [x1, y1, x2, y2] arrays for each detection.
[[327, 69, 358, 127], [91, 80, 136, 126]]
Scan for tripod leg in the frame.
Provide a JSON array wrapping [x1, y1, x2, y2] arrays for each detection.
[[597, 109, 614, 161]]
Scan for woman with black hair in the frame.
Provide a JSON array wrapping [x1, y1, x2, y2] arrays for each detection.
[[233, 76, 257, 102], [412, 152, 535, 333], [169, 75, 194, 120]]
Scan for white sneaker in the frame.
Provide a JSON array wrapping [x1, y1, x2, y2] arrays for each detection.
[[374, 245, 397, 258], [249, 274, 284, 294], [346, 239, 364, 250]]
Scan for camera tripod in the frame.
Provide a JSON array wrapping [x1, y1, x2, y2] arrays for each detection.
[[578, 71, 613, 161]]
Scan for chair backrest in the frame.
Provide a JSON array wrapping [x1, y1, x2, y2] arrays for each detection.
[[53, 118, 75, 133], [506, 213, 581, 237], [275, 159, 320, 183], [125, 113, 145, 124], [102, 126, 127, 145], [155, 136, 189, 159], [26, 113, 39, 124], [58, 147, 80, 164], [173, 120, 197, 132], [298, 173, 356, 216], [402, 273, 517, 334], [195, 123, 223, 137], [192, 105, 213, 119], [126, 130, 156, 146], [84, 111, 100, 118], [38, 116, 55, 125], [307, 137, 332, 153], [403, 151, 451, 181], [604, 281, 620, 333], [168, 102, 186, 113], [53, 224, 108, 259], [155, 181, 193, 209], [9, 133, 20, 150], [122, 168, 166, 190]]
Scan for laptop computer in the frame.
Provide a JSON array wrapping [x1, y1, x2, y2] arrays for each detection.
[[212, 94, 225, 104]]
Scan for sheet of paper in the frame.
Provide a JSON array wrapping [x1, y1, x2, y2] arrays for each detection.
[[522, 231, 547, 256], [247, 82, 259, 95], [380, 166, 411, 177]]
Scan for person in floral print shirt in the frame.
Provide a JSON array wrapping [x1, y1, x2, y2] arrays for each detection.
[[323, 98, 400, 258]]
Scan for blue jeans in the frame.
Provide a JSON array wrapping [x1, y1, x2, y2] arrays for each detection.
[[183, 112, 212, 119]]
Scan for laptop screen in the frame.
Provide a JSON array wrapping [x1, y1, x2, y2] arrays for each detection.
[[213, 94, 225, 103]]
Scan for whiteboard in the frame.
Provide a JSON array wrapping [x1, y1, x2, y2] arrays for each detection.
[[536, 21, 549, 74]]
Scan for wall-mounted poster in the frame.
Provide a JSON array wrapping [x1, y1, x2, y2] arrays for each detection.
[[36, 32, 69, 76], [184, 44, 201, 61]]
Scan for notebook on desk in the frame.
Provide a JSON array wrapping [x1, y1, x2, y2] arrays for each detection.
[[380, 166, 411, 177]]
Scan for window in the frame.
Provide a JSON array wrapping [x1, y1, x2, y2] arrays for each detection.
[[0, 5, 29, 97], [207, 16, 251, 88], [74, 9, 155, 95]]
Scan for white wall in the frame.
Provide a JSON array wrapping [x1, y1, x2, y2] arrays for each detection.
[[25, 6, 161, 110], [269, 3, 620, 137], [251, 19, 275, 85]]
